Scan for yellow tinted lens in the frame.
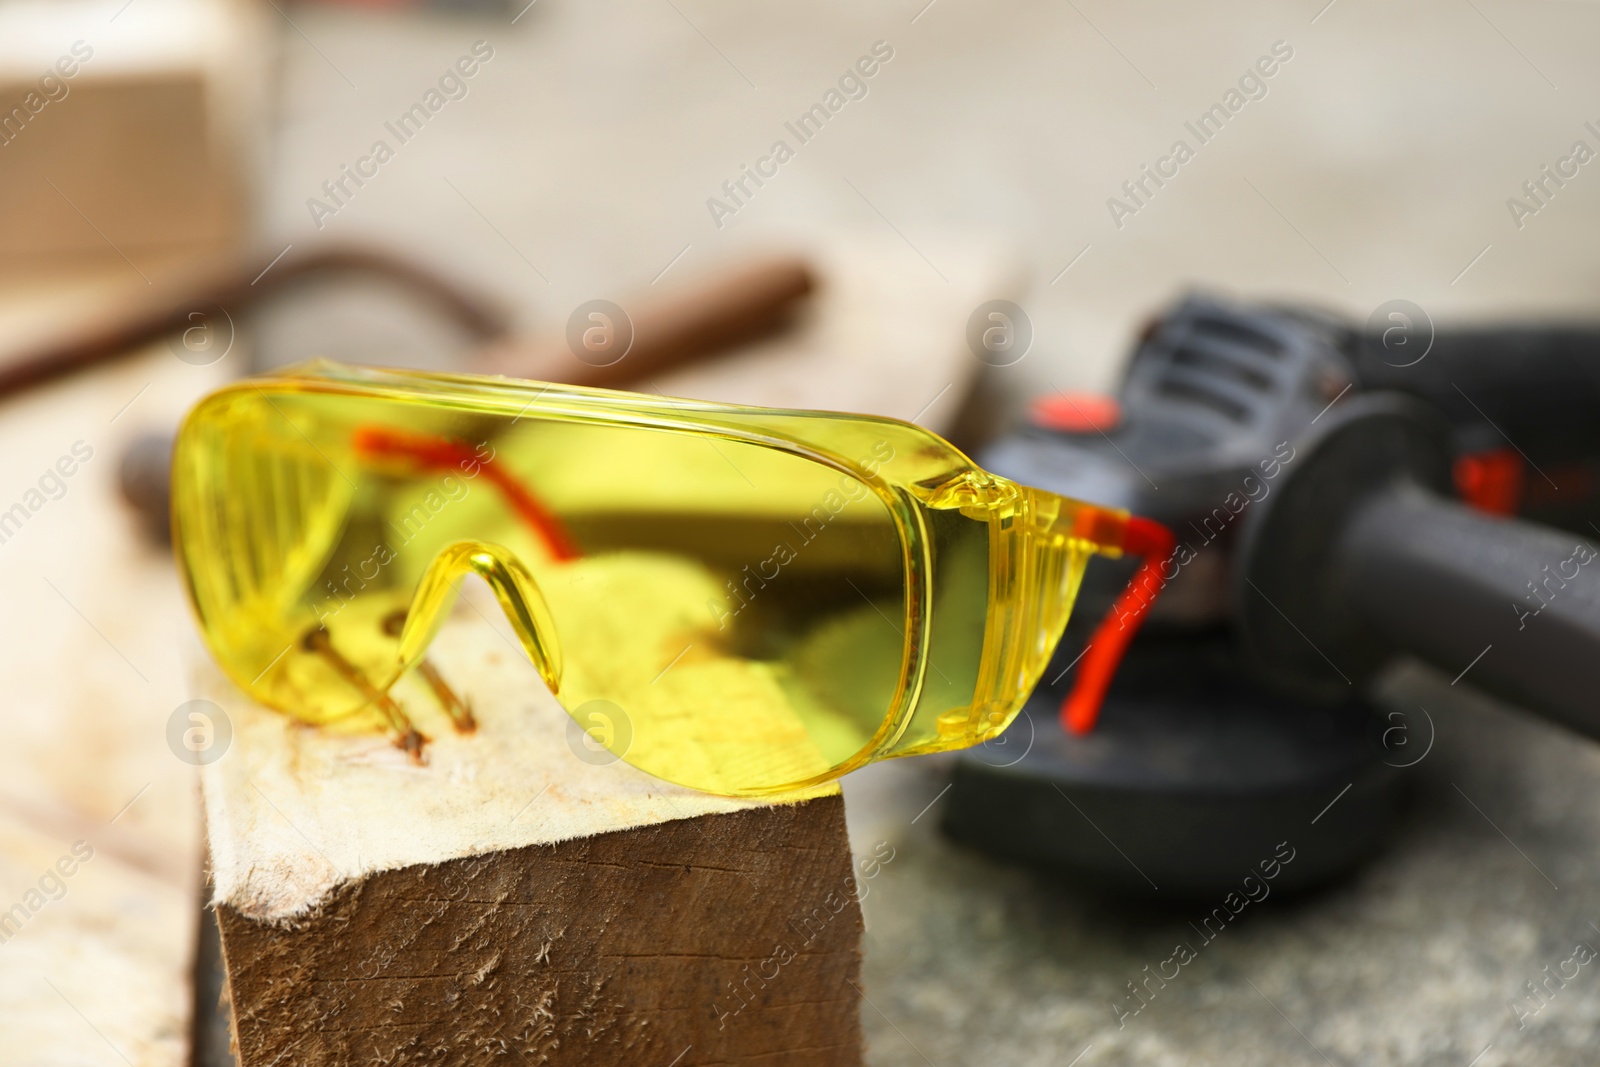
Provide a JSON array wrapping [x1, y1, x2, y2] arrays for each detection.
[[173, 386, 910, 793]]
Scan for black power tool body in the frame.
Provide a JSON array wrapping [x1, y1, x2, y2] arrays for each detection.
[[944, 295, 1600, 896]]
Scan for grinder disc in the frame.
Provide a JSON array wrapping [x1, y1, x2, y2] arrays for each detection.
[[943, 635, 1407, 898]]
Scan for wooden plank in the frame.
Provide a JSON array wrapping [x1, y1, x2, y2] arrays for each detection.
[[199, 613, 865, 1066], [0, 344, 225, 1066]]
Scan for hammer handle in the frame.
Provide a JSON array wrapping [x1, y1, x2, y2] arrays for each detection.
[[478, 255, 816, 389]]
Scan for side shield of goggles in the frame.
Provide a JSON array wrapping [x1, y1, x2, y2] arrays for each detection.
[[171, 362, 1134, 796]]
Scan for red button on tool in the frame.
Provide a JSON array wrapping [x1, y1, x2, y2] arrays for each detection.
[[1029, 392, 1121, 433], [1453, 449, 1523, 516]]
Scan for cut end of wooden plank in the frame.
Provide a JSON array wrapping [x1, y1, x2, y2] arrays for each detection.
[[198, 608, 864, 1065], [197, 611, 837, 924]]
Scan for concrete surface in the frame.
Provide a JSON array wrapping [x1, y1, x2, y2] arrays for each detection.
[[843, 664, 1600, 1066]]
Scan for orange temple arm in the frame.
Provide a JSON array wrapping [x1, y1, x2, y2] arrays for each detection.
[[351, 426, 583, 562]]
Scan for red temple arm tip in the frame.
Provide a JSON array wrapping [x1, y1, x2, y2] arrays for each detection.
[[1059, 515, 1176, 735]]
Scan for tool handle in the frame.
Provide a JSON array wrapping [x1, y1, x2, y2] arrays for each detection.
[[1339, 485, 1600, 739], [1353, 325, 1600, 446]]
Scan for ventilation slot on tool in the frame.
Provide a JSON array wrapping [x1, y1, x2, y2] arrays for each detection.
[[1154, 375, 1254, 423], [1170, 344, 1275, 391], [1190, 315, 1285, 358]]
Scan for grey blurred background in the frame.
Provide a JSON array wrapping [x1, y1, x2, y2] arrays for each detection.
[[256, 0, 1600, 392]]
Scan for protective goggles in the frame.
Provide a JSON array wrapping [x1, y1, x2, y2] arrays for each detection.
[[172, 361, 1151, 796]]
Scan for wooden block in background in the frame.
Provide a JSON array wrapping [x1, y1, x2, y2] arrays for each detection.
[[200, 614, 866, 1066], [0, 0, 264, 270], [0, 73, 236, 260], [651, 231, 1025, 439]]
